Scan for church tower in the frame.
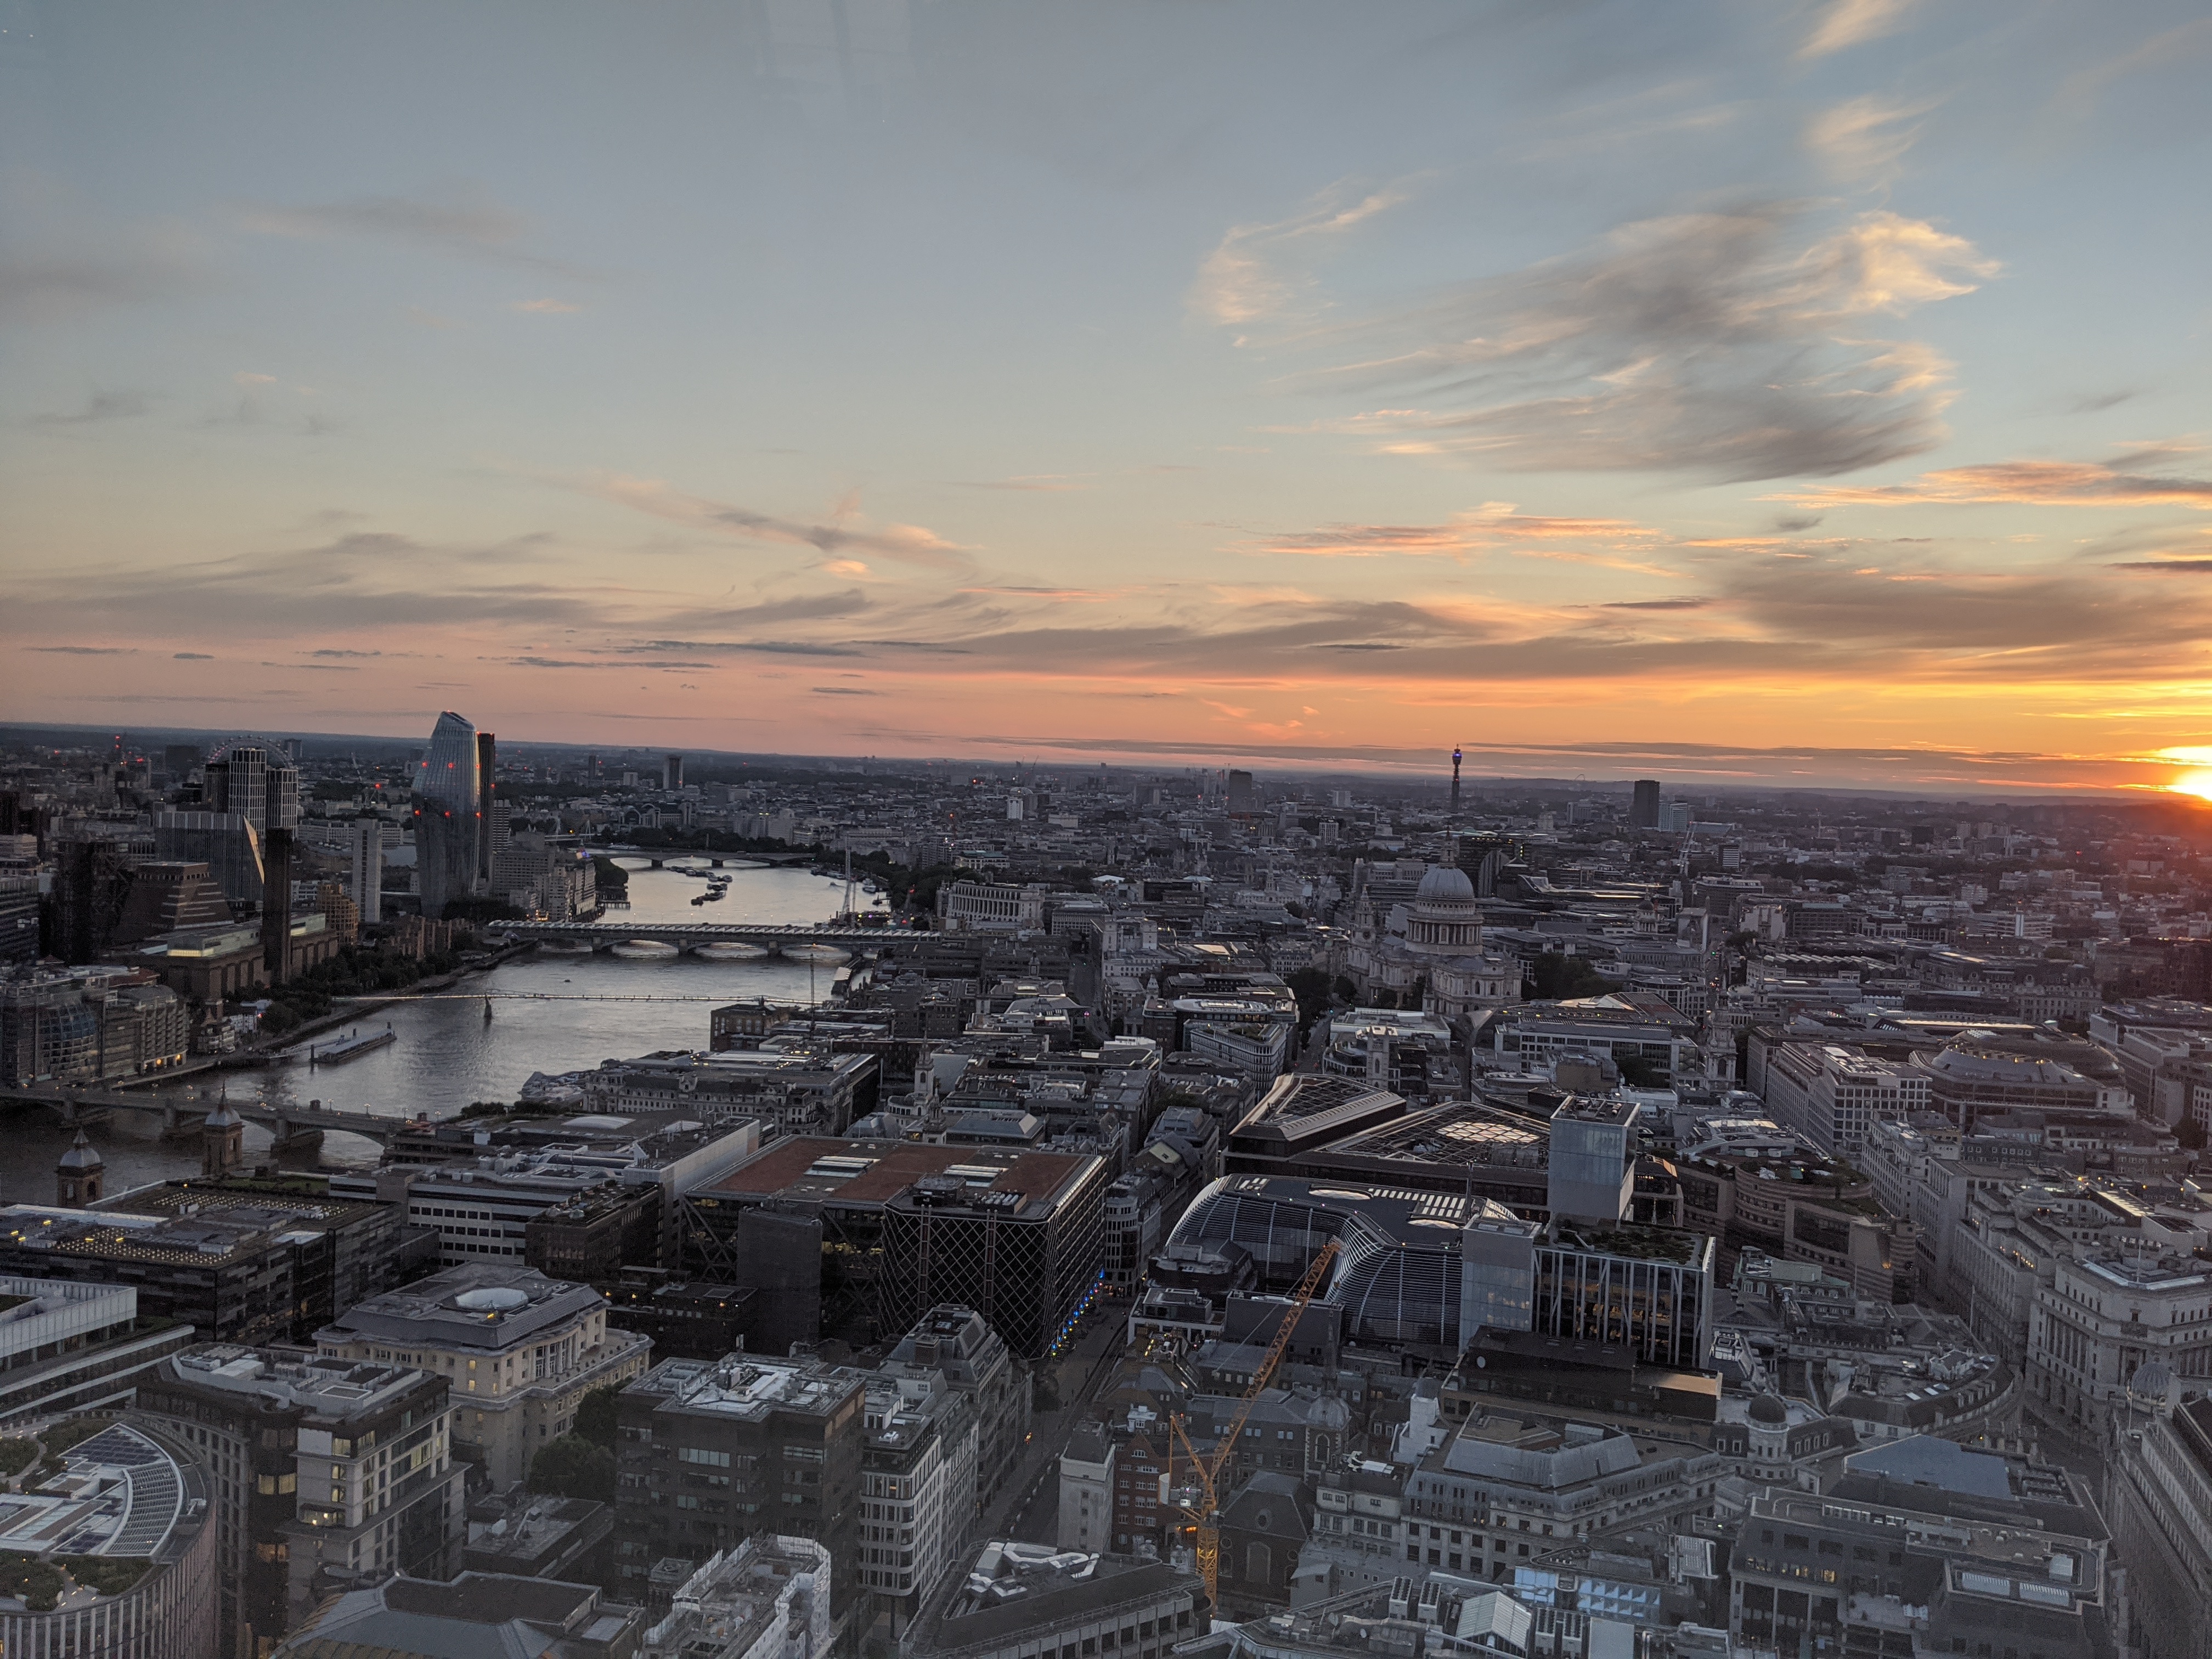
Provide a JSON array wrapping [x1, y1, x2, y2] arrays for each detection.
[[201, 1101, 245, 1179], [56, 1128, 104, 1206]]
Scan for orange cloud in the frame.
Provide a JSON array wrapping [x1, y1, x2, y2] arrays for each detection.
[[1246, 504, 1667, 559], [1781, 460, 2212, 510]]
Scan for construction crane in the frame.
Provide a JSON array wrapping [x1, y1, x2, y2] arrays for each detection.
[[1167, 1237, 1342, 1605]]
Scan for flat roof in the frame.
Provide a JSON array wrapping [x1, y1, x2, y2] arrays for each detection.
[[0, 1421, 205, 1568], [163, 1347, 437, 1421], [701, 1137, 1097, 1214], [318, 1264, 608, 1352]]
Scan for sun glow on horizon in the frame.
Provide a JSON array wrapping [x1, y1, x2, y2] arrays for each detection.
[[2154, 749, 2212, 802]]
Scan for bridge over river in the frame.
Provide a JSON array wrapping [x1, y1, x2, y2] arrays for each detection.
[[1, 1082, 436, 1150], [498, 921, 927, 953]]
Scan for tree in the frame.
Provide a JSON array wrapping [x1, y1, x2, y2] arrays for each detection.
[[527, 1435, 614, 1503], [573, 1383, 621, 1449], [1526, 953, 1611, 1001], [1286, 967, 1333, 1032], [2176, 1118, 2207, 1151]]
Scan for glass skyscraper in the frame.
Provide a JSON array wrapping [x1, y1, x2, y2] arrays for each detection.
[[414, 712, 480, 918]]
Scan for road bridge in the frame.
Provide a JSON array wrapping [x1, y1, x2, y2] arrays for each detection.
[[498, 921, 925, 953], [601, 847, 819, 869], [1, 1083, 440, 1149]]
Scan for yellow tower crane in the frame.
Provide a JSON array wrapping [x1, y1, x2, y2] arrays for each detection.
[[1167, 1237, 1342, 1605]]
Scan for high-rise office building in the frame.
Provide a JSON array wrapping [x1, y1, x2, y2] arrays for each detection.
[[49, 837, 137, 962], [1546, 1096, 1636, 1224], [205, 742, 301, 838], [663, 752, 684, 791], [414, 712, 480, 918], [615, 1355, 864, 1611], [349, 816, 384, 924], [1628, 779, 1661, 829], [0, 873, 38, 966], [200, 741, 304, 966], [475, 731, 497, 885], [261, 828, 295, 980], [1226, 770, 1255, 815], [137, 1347, 466, 1651]]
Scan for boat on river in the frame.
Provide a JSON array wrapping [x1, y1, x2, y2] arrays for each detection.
[[310, 1026, 397, 1064]]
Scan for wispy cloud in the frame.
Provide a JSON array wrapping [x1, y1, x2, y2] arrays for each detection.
[[1270, 204, 1995, 481], [0, 223, 208, 324], [30, 391, 148, 426], [1799, 0, 1916, 60], [240, 190, 583, 275], [949, 475, 1091, 493], [494, 656, 714, 670], [1246, 504, 1667, 559], [1781, 458, 2212, 510], [512, 297, 582, 314], [588, 476, 973, 573], [2, 531, 607, 637], [1190, 179, 1413, 329], [1806, 95, 1938, 185], [29, 645, 135, 655], [2056, 18, 2212, 119]]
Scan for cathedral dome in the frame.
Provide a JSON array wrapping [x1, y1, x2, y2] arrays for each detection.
[[1414, 864, 1476, 906]]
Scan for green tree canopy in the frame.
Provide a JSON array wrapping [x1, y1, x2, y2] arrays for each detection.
[[527, 1435, 615, 1504], [573, 1383, 621, 1449]]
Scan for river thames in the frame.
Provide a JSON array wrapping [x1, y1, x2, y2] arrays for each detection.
[[0, 860, 859, 1201]]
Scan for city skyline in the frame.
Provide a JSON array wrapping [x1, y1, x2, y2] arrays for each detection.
[[5, 2, 2210, 795]]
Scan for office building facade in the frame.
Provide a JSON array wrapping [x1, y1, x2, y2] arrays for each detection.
[[136, 1347, 466, 1652], [313, 1263, 652, 1489]]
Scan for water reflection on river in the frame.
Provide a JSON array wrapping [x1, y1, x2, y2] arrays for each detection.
[[0, 861, 859, 1199]]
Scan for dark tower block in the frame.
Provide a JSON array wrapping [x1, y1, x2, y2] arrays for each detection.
[[1451, 746, 1463, 816], [476, 731, 497, 888], [260, 827, 295, 984], [56, 1128, 104, 1206], [1629, 779, 1661, 830]]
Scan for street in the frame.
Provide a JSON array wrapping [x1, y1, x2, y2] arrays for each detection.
[[967, 1304, 1127, 1550]]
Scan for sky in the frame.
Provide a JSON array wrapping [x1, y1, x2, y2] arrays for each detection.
[[3, 0, 2210, 795]]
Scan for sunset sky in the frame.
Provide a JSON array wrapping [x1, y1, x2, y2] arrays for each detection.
[[4, 1, 2210, 793]]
